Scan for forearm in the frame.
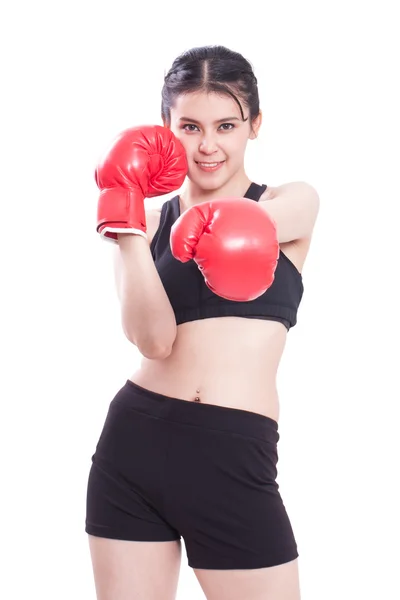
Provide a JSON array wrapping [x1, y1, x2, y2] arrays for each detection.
[[118, 234, 177, 358]]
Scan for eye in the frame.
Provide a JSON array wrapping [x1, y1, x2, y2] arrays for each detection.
[[219, 123, 235, 131], [182, 124, 199, 132]]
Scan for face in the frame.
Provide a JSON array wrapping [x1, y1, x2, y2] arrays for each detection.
[[166, 91, 261, 192]]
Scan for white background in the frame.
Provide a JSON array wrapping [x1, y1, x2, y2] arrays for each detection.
[[1, 0, 399, 598]]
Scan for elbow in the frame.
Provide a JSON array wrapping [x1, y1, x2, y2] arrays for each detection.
[[126, 331, 174, 359], [140, 341, 173, 360]]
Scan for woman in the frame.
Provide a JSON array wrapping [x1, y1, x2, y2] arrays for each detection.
[[86, 45, 320, 600]]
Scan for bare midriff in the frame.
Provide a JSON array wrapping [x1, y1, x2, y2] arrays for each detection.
[[130, 316, 288, 422]]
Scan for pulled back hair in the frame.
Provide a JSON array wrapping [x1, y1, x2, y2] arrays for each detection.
[[161, 45, 260, 130]]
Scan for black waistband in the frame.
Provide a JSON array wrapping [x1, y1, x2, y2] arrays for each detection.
[[117, 379, 279, 443]]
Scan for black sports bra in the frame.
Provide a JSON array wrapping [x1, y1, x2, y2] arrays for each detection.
[[150, 183, 304, 330]]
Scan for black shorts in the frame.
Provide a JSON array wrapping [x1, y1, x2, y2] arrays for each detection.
[[85, 379, 299, 570]]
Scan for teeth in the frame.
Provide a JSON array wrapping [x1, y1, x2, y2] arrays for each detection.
[[198, 162, 219, 167]]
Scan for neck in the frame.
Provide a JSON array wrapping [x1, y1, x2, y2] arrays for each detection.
[[179, 170, 253, 212]]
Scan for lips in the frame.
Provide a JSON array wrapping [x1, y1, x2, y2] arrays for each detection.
[[195, 160, 225, 172]]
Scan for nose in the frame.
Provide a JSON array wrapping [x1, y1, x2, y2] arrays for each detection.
[[199, 134, 218, 155]]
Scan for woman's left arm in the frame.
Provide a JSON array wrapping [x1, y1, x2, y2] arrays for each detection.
[[260, 181, 320, 243]]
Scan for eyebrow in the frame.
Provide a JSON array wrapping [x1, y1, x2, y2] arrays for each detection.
[[178, 116, 241, 124]]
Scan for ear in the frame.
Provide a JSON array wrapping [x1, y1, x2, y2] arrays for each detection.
[[249, 110, 262, 139]]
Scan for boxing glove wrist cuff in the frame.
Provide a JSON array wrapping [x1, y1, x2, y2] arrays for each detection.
[[98, 226, 148, 243], [97, 187, 147, 240]]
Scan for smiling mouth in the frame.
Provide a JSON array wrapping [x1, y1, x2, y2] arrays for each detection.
[[195, 161, 225, 167]]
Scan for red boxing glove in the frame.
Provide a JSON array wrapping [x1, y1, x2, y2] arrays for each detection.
[[170, 198, 279, 301], [95, 125, 188, 242]]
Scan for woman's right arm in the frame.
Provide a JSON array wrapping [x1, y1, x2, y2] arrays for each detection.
[[114, 209, 177, 360]]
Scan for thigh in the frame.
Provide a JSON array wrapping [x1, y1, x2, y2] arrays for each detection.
[[88, 535, 182, 600], [164, 421, 299, 570], [85, 392, 181, 543], [193, 557, 300, 600]]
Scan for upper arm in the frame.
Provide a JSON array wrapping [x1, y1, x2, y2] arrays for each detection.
[[260, 181, 320, 243], [112, 208, 161, 302]]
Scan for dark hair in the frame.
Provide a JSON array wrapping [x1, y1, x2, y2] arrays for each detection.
[[161, 45, 260, 131]]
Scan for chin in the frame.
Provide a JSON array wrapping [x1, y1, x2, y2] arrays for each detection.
[[189, 170, 232, 192]]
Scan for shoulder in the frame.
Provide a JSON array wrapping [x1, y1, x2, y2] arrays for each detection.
[[260, 181, 320, 273], [260, 181, 320, 204], [259, 180, 320, 234]]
